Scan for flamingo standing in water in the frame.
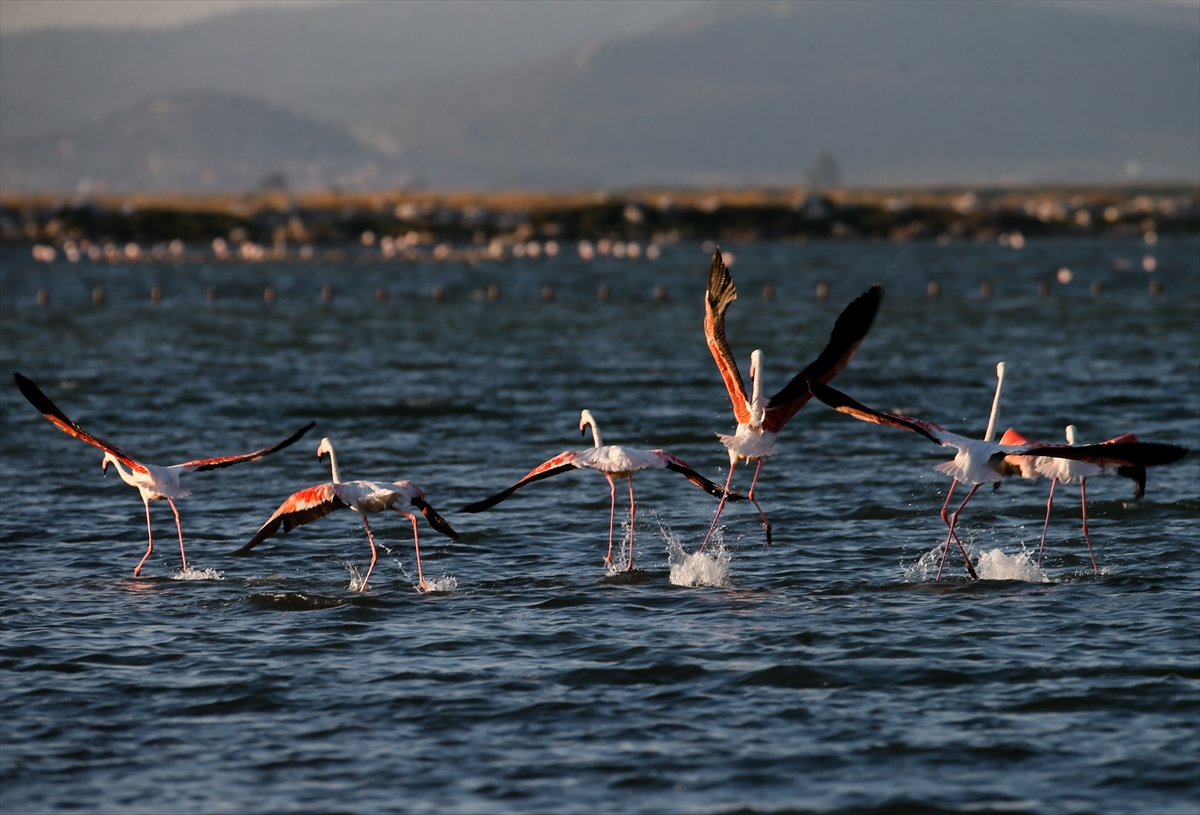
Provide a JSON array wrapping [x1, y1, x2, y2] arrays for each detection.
[[13, 372, 315, 576], [999, 425, 1147, 573], [701, 248, 883, 549], [801, 374, 1188, 578], [462, 410, 742, 571], [231, 437, 458, 592]]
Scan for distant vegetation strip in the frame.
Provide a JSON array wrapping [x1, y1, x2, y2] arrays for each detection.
[[3, 187, 1195, 261]]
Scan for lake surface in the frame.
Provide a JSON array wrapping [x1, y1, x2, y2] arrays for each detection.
[[2, 237, 1197, 814]]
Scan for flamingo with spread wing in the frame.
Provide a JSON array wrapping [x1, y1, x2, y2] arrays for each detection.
[[231, 437, 458, 592], [13, 372, 314, 576], [801, 373, 1188, 578], [701, 248, 883, 549], [462, 410, 741, 571]]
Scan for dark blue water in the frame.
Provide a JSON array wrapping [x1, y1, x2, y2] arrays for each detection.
[[2, 238, 1198, 814]]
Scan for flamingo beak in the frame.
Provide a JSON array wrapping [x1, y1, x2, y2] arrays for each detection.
[[101, 460, 109, 477]]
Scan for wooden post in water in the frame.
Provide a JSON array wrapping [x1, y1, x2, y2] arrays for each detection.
[[376, 286, 389, 303], [1037, 281, 1050, 297], [653, 284, 667, 301], [151, 286, 163, 304], [93, 286, 106, 305], [762, 283, 775, 301], [37, 288, 49, 306], [926, 281, 940, 299], [980, 280, 994, 299], [487, 284, 501, 301], [264, 286, 276, 304], [815, 281, 829, 301], [1149, 279, 1163, 297], [542, 284, 554, 302], [598, 285, 611, 302], [207, 286, 218, 302], [432, 286, 445, 302], [321, 285, 334, 303]]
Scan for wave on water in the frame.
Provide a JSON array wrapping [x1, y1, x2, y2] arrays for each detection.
[[173, 567, 224, 581]]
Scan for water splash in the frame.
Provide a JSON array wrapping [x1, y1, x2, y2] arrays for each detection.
[[173, 567, 224, 581], [422, 575, 458, 593], [347, 563, 368, 592], [664, 523, 730, 587], [975, 547, 1049, 582]]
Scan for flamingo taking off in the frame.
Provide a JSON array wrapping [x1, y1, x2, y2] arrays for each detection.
[[999, 425, 1146, 573], [801, 374, 1188, 578], [231, 437, 458, 592], [461, 410, 743, 571], [701, 248, 883, 549], [13, 372, 315, 576]]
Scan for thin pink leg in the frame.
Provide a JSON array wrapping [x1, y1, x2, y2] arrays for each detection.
[[1080, 478, 1097, 574], [393, 509, 426, 590], [626, 478, 636, 571], [746, 459, 772, 545], [1037, 478, 1058, 565], [936, 483, 980, 581], [134, 499, 154, 577], [700, 462, 737, 553], [359, 513, 379, 591], [933, 480, 958, 580], [167, 498, 187, 573], [604, 474, 617, 567]]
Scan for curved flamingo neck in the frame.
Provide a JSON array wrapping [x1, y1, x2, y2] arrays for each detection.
[[319, 439, 341, 484], [103, 452, 139, 487], [984, 361, 1005, 442], [1066, 425, 1077, 445], [581, 411, 602, 448]]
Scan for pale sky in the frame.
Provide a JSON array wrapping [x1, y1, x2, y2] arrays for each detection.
[[0, 0, 334, 34]]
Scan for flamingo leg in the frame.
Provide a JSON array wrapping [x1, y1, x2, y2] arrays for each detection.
[[604, 474, 617, 567], [700, 461, 738, 553], [359, 513, 378, 591], [167, 498, 187, 573], [1080, 478, 1097, 574], [936, 483, 980, 582], [626, 478, 636, 571], [746, 459, 772, 545], [393, 509, 426, 591], [933, 480, 958, 580], [134, 498, 154, 577], [1037, 478, 1058, 565]]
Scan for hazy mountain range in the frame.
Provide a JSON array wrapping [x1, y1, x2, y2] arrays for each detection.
[[1, 0, 1196, 193]]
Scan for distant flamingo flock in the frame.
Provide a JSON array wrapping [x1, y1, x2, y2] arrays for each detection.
[[12, 249, 1189, 589]]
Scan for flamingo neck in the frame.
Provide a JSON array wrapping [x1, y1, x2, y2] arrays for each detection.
[[321, 444, 342, 484], [984, 361, 1005, 442], [582, 413, 602, 448], [749, 350, 765, 425], [103, 453, 139, 487], [1066, 425, 1077, 445]]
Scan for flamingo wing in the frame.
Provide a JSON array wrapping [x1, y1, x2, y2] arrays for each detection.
[[802, 375, 945, 444], [763, 284, 884, 434], [704, 248, 752, 424], [231, 483, 349, 555], [411, 495, 459, 539], [656, 452, 748, 501], [175, 422, 316, 472], [13, 373, 147, 473], [1017, 441, 1187, 469], [460, 452, 581, 512]]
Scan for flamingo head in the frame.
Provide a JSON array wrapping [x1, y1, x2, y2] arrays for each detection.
[[101, 451, 117, 477], [317, 437, 334, 461], [749, 349, 762, 381], [579, 410, 602, 447]]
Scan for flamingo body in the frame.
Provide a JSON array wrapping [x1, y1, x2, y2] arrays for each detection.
[[14, 372, 314, 576]]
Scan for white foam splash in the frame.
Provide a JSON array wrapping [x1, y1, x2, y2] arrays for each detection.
[[346, 563, 368, 592], [974, 547, 1049, 582], [173, 567, 224, 581], [421, 575, 458, 593], [665, 524, 730, 587], [902, 544, 947, 583]]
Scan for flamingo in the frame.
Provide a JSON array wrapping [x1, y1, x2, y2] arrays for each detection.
[[701, 248, 883, 549], [800, 374, 1188, 578], [461, 410, 743, 571], [231, 437, 458, 592], [13, 372, 315, 576], [999, 425, 1146, 573]]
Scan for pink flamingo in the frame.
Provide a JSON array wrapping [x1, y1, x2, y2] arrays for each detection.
[[14, 372, 314, 576], [701, 248, 883, 549], [462, 410, 742, 571], [232, 437, 458, 592]]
